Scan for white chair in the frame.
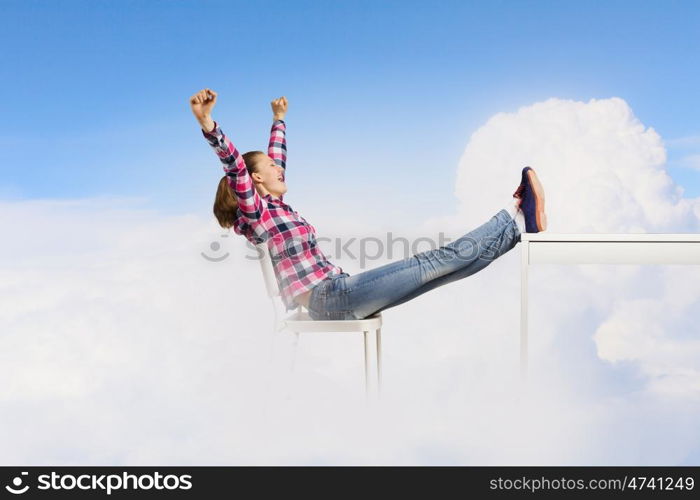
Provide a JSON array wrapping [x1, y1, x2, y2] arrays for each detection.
[[256, 242, 383, 397]]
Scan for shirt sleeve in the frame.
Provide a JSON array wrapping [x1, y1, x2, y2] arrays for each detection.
[[202, 121, 265, 224], [268, 119, 287, 178]]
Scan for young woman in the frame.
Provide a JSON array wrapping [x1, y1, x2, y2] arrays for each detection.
[[190, 88, 547, 321]]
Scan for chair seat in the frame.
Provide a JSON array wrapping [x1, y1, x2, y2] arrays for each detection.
[[282, 310, 382, 332]]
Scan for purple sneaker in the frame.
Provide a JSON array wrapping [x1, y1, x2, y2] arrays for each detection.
[[520, 166, 547, 232]]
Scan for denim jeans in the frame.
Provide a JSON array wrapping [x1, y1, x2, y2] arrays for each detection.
[[306, 208, 521, 320]]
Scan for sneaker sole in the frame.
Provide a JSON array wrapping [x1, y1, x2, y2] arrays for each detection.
[[525, 168, 547, 231]]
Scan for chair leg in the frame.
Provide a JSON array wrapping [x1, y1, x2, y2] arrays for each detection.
[[363, 330, 369, 398], [376, 327, 382, 396]]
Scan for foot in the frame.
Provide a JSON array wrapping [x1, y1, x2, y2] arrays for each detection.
[[520, 166, 547, 232]]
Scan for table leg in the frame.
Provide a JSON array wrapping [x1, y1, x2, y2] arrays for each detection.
[[521, 240, 529, 380]]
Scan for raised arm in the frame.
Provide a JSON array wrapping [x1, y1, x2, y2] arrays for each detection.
[[268, 120, 287, 172], [189, 88, 265, 224], [269, 96, 288, 179]]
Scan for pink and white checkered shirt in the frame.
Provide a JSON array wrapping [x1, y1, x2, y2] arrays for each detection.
[[202, 119, 344, 311]]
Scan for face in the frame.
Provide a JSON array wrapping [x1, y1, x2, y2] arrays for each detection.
[[251, 155, 287, 198]]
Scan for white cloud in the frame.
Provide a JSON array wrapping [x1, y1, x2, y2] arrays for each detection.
[[1, 196, 590, 465], [449, 97, 699, 233], [679, 153, 700, 171], [1, 97, 699, 465], [593, 268, 700, 397], [665, 135, 700, 148]]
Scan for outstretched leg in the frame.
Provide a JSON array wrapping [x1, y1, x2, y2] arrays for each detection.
[[308, 165, 546, 321], [374, 199, 528, 312], [307, 207, 521, 320]]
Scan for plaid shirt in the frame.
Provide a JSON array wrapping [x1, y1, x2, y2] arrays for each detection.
[[202, 119, 344, 311]]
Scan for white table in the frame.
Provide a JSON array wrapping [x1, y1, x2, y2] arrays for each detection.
[[520, 233, 700, 377]]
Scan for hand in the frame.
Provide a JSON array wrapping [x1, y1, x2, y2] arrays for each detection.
[[271, 96, 288, 121], [189, 88, 217, 131]]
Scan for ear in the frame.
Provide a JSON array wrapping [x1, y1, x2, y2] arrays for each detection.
[[250, 171, 264, 184]]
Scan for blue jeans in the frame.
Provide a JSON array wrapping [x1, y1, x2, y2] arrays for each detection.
[[307, 209, 521, 320]]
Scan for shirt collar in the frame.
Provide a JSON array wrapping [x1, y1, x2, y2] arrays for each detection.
[[264, 193, 289, 208]]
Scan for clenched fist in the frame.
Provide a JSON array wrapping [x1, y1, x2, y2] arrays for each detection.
[[189, 88, 217, 132], [271, 96, 288, 121]]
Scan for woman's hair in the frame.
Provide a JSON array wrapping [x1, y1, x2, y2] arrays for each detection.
[[213, 150, 266, 229]]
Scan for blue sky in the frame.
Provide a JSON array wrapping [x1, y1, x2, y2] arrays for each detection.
[[2, 0, 700, 216]]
